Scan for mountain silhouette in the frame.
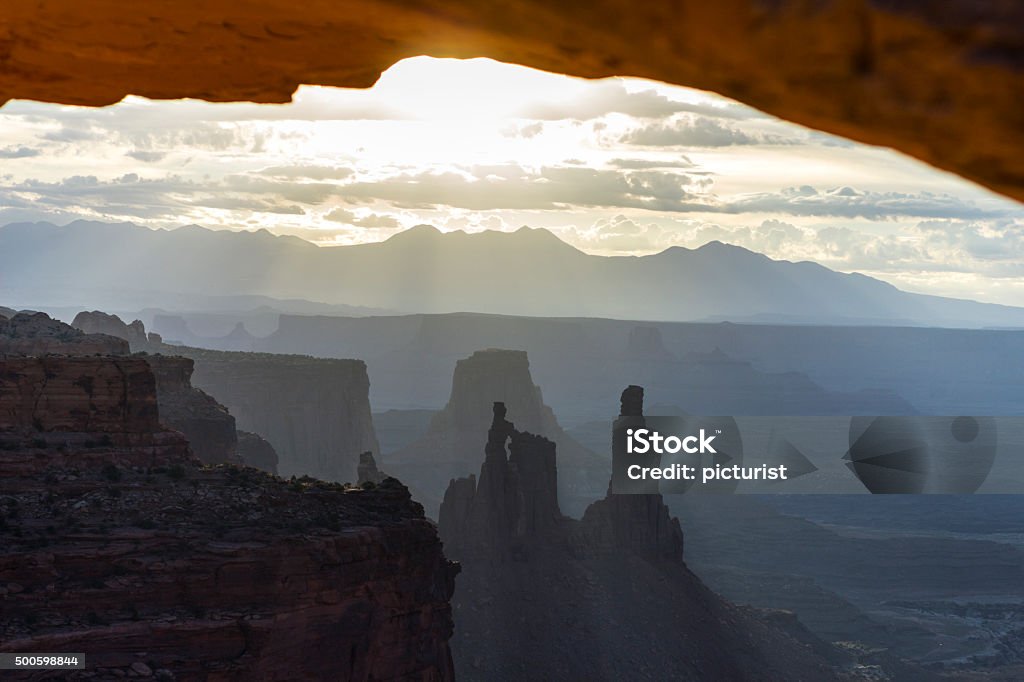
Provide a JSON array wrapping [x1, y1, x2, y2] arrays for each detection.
[[3, 219, 1024, 327]]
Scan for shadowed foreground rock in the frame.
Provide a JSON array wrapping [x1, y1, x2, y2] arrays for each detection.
[[53, 312, 243, 468], [0, 354, 458, 680], [1, 1, 1022, 201]]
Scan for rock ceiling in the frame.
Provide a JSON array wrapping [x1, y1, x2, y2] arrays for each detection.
[[1, 0, 1022, 200]]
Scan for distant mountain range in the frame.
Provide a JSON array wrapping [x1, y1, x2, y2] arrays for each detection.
[[4, 219, 1024, 328]]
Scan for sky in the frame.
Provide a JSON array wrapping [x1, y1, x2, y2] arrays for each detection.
[[1, 56, 1023, 305]]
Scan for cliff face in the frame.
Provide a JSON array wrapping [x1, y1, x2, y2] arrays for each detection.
[[438, 386, 842, 680], [30, 312, 239, 467], [147, 354, 240, 466], [70, 311, 379, 483], [182, 348, 380, 483], [390, 349, 607, 517], [0, 356, 186, 474], [0, 353, 457, 680]]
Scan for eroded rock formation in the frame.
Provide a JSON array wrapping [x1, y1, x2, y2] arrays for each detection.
[[389, 349, 607, 517], [0, 2, 1022, 202], [147, 354, 241, 466], [72, 311, 149, 348], [1, 312, 128, 356], [438, 386, 843, 679], [577, 386, 684, 562], [438, 402, 563, 560], [357, 451, 387, 486], [0, 351, 457, 680], [70, 311, 380, 482]]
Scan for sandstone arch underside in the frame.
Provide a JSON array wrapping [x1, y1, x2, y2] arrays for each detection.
[[1, 0, 1022, 201]]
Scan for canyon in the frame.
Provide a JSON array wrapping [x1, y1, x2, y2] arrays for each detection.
[[438, 388, 850, 680], [0, 334, 458, 679], [72, 311, 377, 483]]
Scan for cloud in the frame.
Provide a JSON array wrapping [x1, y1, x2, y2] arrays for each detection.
[[256, 165, 354, 180], [575, 214, 670, 252], [325, 208, 357, 223], [0, 146, 41, 159], [352, 213, 399, 229], [518, 81, 757, 121], [502, 122, 544, 138], [725, 186, 1008, 220], [338, 164, 710, 212], [621, 117, 785, 147], [608, 156, 694, 170], [564, 215, 1024, 280], [914, 219, 1024, 267], [126, 150, 167, 163], [324, 208, 399, 228], [41, 126, 99, 142], [3, 160, 1006, 230]]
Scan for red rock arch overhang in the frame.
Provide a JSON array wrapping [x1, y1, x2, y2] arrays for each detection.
[[1, 0, 1022, 201]]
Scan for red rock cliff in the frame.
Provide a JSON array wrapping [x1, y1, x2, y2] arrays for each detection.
[[0, 354, 458, 680]]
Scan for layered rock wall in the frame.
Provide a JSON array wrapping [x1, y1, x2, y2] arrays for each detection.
[[0, 355, 191, 475], [0, 355, 160, 438], [70, 311, 378, 481], [182, 348, 380, 482], [0, 352, 457, 680]]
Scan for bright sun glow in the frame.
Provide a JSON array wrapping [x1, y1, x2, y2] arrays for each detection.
[[369, 57, 576, 121]]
